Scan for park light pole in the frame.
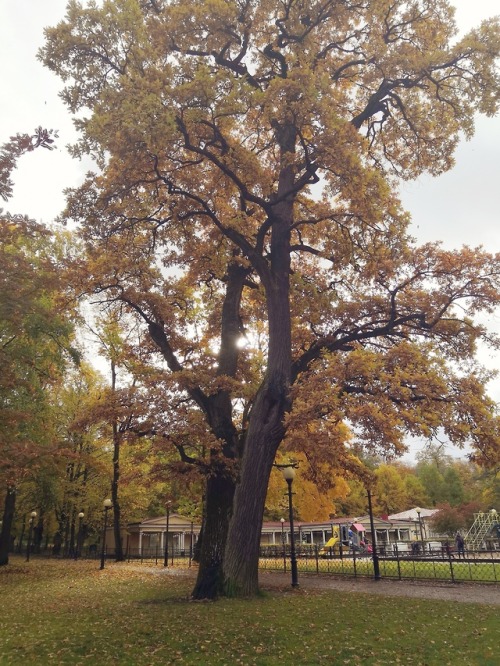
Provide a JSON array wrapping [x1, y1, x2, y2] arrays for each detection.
[[189, 521, 194, 567], [75, 511, 84, 560], [415, 507, 424, 553], [164, 501, 171, 567], [366, 488, 381, 581], [26, 511, 37, 562], [281, 466, 299, 588], [280, 517, 286, 571], [99, 499, 112, 570]]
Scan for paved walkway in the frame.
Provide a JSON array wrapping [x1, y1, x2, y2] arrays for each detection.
[[259, 571, 500, 606]]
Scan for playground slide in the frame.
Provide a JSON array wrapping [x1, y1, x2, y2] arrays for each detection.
[[319, 530, 340, 557]]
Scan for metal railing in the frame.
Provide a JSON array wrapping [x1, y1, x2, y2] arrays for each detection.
[[8, 544, 196, 567], [10, 541, 500, 584], [259, 543, 500, 584]]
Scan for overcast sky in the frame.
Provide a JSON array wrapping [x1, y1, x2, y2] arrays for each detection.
[[2, 0, 499, 463]]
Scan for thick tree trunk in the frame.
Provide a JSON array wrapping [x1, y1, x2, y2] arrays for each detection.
[[0, 487, 16, 566], [222, 276, 292, 596], [191, 469, 236, 599], [222, 385, 287, 595]]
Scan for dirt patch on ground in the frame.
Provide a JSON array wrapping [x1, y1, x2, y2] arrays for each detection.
[[259, 571, 500, 606]]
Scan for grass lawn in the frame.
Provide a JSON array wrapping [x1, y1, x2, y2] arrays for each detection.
[[0, 557, 499, 665]]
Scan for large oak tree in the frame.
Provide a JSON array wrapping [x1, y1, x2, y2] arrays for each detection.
[[42, 0, 500, 596]]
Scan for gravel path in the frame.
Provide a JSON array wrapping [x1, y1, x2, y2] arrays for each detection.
[[259, 571, 500, 606]]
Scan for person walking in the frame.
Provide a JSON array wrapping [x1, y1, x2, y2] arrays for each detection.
[[455, 532, 465, 559]]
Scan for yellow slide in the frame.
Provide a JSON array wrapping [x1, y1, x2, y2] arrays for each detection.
[[319, 528, 340, 557]]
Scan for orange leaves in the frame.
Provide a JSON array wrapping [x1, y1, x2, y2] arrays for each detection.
[[37, 2, 500, 545], [265, 454, 350, 521]]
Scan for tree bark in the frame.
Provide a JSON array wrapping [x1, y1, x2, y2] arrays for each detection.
[[191, 468, 236, 599], [0, 487, 16, 565], [222, 404, 285, 595]]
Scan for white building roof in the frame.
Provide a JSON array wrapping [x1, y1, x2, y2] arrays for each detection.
[[388, 507, 439, 520]]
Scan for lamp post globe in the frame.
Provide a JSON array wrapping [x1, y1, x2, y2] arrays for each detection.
[[281, 466, 299, 588]]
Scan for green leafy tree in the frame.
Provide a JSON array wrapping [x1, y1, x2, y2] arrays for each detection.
[[403, 473, 429, 508], [0, 216, 78, 564], [42, 0, 500, 597], [476, 469, 500, 511], [416, 462, 448, 506], [443, 466, 465, 507]]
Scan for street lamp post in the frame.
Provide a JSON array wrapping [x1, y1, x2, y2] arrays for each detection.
[[280, 517, 286, 572], [163, 502, 171, 568], [366, 488, 381, 581], [100, 499, 112, 570], [75, 511, 84, 560], [26, 511, 37, 562], [415, 507, 424, 554], [189, 521, 194, 567], [281, 466, 299, 588]]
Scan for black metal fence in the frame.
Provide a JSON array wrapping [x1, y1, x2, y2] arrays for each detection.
[[122, 547, 195, 567], [259, 544, 500, 584], [8, 544, 197, 567], [10, 542, 500, 585]]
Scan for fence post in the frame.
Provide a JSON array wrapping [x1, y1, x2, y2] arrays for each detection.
[[394, 543, 402, 580], [448, 550, 455, 583]]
